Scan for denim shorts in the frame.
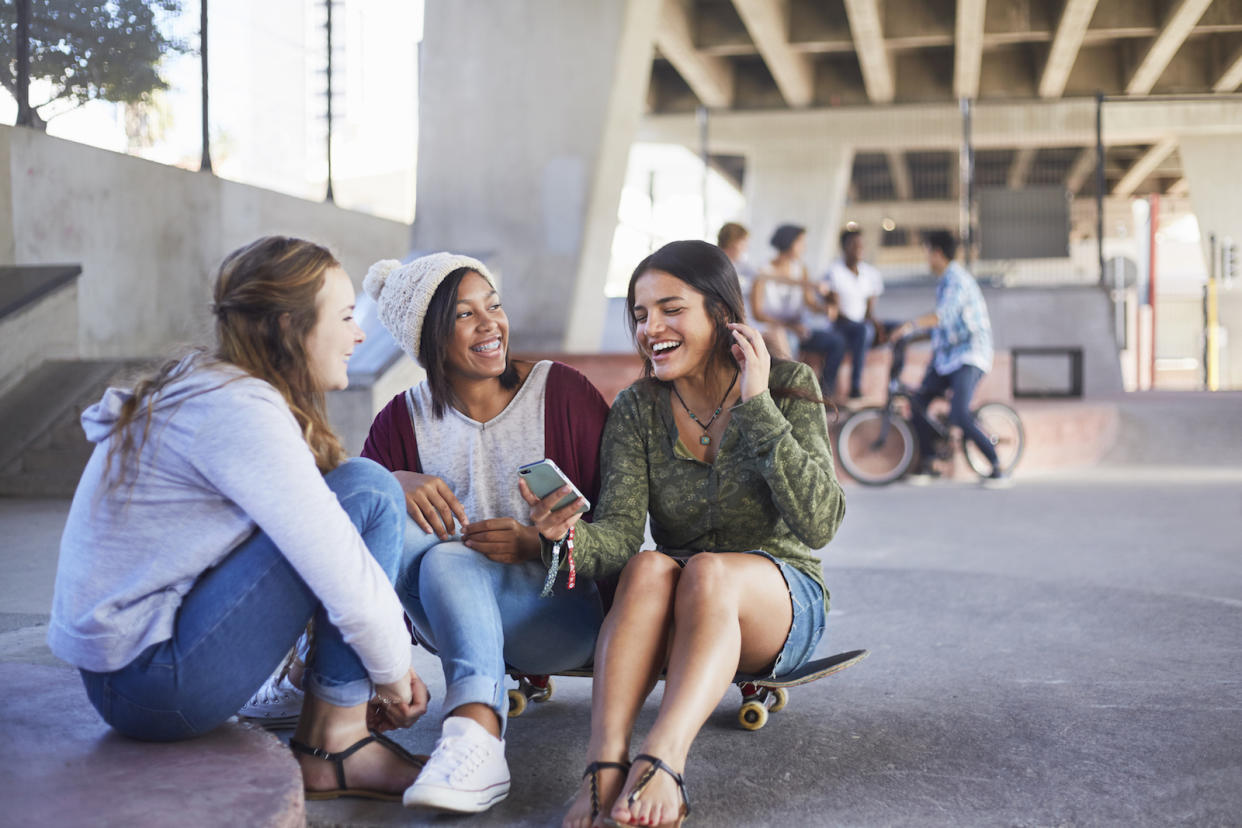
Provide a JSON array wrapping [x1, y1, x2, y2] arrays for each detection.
[[661, 548, 826, 680], [745, 550, 827, 679]]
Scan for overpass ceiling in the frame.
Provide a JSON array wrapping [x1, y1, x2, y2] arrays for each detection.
[[659, 0, 1240, 204], [651, 0, 1242, 112]]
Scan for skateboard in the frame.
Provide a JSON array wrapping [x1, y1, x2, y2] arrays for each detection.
[[507, 648, 869, 732]]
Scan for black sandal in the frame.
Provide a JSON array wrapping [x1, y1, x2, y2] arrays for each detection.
[[290, 729, 428, 801], [582, 760, 631, 821], [603, 753, 691, 828]]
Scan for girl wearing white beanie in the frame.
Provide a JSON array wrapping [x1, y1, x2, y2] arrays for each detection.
[[359, 252, 612, 814]]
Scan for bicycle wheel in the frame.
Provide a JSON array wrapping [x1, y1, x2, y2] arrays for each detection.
[[837, 407, 915, 486], [964, 402, 1025, 476]]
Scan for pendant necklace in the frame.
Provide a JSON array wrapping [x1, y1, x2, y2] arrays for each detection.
[[671, 369, 739, 446]]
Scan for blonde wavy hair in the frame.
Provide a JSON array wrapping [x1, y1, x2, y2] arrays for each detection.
[[106, 236, 347, 485]]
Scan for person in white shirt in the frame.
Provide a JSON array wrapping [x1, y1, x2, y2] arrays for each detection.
[[813, 229, 886, 398]]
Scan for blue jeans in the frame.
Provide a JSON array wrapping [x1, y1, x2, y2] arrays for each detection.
[[912, 364, 1000, 470], [803, 318, 878, 397], [397, 519, 603, 732], [79, 458, 407, 742]]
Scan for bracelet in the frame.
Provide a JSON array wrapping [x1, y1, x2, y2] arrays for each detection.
[[539, 526, 575, 598]]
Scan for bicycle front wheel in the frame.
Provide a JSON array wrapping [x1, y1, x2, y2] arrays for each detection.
[[964, 402, 1025, 476], [837, 407, 915, 486]]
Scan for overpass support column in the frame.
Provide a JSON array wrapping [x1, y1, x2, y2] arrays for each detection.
[[744, 144, 854, 274], [415, 0, 659, 351], [1178, 133, 1242, 388]]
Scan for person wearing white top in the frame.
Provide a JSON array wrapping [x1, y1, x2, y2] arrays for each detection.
[[50, 237, 429, 802], [811, 229, 886, 398]]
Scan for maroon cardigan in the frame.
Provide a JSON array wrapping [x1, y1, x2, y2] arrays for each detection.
[[361, 361, 610, 520]]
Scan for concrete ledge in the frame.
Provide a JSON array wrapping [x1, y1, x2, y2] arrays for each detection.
[[0, 663, 305, 828], [0, 264, 81, 320]]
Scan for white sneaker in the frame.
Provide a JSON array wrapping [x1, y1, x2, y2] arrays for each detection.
[[402, 716, 510, 813], [238, 671, 303, 728]]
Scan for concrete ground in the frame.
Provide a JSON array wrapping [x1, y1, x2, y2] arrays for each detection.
[[2, 394, 1240, 826]]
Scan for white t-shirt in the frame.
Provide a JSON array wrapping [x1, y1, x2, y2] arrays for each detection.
[[822, 259, 883, 323]]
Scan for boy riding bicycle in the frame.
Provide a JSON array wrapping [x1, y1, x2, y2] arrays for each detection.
[[893, 230, 1011, 488]]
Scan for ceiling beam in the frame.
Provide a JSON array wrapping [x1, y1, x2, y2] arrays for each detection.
[[1113, 137, 1178, 196], [640, 98, 1242, 153], [843, 0, 894, 103], [887, 150, 911, 200], [1039, 0, 1100, 99], [954, 0, 987, 99], [730, 0, 816, 108], [1007, 147, 1037, 189], [1065, 147, 1097, 195], [1212, 42, 1242, 92], [1125, 0, 1214, 96], [655, 0, 733, 108]]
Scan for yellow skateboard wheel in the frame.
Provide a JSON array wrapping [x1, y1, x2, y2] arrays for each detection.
[[739, 700, 768, 730], [768, 687, 788, 713], [507, 688, 528, 717]]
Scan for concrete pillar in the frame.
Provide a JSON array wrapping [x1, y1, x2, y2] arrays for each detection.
[[743, 145, 854, 274], [1177, 133, 1242, 388], [414, 0, 660, 351]]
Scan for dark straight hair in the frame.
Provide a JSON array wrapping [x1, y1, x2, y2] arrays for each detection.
[[417, 267, 520, 418], [625, 240, 835, 414], [925, 228, 959, 261], [626, 240, 745, 380]]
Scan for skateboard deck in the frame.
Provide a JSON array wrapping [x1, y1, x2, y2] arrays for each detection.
[[506, 648, 869, 730], [742, 648, 869, 689]]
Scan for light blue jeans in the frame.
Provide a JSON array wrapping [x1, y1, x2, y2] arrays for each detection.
[[397, 519, 603, 733], [80, 458, 407, 741]]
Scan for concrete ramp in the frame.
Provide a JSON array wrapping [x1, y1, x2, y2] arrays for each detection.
[[1101, 392, 1242, 468]]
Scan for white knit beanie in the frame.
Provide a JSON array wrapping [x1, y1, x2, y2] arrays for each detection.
[[363, 252, 497, 362]]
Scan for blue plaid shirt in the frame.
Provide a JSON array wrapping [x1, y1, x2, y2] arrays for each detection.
[[932, 262, 993, 375]]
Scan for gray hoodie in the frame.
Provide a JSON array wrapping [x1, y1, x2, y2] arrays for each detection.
[[48, 359, 411, 684]]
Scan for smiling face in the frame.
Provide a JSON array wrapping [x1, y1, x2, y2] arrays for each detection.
[[305, 265, 365, 392], [631, 269, 720, 383], [444, 270, 509, 381]]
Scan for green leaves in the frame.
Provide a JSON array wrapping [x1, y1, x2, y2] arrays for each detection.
[[1, 0, 190, 123]]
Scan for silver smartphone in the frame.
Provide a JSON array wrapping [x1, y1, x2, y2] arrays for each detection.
[[518, 459, 590, 515]]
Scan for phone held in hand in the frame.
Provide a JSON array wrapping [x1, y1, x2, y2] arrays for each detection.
[[518, 459, 590, 515]]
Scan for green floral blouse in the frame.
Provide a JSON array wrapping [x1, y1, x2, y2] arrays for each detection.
[[566, 360, 845, 616]]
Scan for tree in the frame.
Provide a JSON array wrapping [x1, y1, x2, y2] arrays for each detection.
[[1, 0, 189, 130]]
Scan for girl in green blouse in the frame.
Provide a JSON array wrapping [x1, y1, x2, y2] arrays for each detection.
[[521, 240, 846, 828]]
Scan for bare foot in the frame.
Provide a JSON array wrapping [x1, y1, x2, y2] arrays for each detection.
[[564, 761, 629, 828], [609, 757, 687, 828], [297, 735, 423, 796]]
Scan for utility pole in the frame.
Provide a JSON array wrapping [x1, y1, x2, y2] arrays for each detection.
[[16, 0, 32, 127], [200, 0, 212, 172], [324, 0, 335, 203]]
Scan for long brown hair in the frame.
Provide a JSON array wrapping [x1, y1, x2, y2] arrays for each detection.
[[106, 237, 346, 486], [625, 240, 834, 414]]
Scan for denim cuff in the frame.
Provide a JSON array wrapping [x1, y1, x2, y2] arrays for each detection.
[[304, 671, 373, 708], [443, 673, 508, 737]]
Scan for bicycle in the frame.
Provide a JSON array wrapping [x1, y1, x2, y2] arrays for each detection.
[[835, 332, 1025, 486]]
